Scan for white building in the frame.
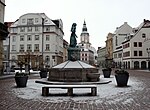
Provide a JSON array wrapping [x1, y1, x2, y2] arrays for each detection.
[[78, 21, 96, 65], [113, 22, 133, 68], [97, 47, 106, 68], [8, 13, 64, 69], [122, 19, 150, 69]]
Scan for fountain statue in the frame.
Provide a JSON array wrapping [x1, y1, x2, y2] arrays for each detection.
[[48, 23, 100, 82]]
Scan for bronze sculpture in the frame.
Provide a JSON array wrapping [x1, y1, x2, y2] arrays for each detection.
[[70, 23, 78, 47]]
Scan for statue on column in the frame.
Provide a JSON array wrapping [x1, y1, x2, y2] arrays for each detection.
[[70, 23, 78, 47], [68, 23, 80, 61]]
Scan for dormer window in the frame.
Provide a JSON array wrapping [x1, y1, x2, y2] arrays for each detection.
[[142, 33, 146, 38]]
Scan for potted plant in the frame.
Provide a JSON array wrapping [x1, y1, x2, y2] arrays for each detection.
[[102, 67, 112, 78], [15, 72, 28, 87], [115, 69, 129, 87], [39, 68, 48, 78]]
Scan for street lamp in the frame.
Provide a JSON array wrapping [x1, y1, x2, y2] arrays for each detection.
[[146, 48, 150, 71]]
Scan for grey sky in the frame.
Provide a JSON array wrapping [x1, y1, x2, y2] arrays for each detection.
[[4, 0, 150, 49]]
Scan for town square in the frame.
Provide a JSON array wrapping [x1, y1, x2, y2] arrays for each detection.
[[0, 0, 150, 110]]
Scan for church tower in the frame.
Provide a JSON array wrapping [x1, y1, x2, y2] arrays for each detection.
[[80, 20, 91, 49], [79, 20, 95, 65]]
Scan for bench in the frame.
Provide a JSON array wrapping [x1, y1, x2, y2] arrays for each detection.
[[42, 85, 97, 96]]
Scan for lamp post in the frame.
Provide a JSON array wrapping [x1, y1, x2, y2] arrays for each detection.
[[146, 48, 150, 71]]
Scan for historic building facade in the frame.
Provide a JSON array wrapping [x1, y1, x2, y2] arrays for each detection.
[[78, 21, 96, 65], [112, 22, 133, 68], [122, 19, 150, 69], [8, 13, 64, 70]]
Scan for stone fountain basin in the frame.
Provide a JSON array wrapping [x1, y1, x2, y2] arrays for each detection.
[[48, 68, 99, 82], [48, 60, 99, 82]]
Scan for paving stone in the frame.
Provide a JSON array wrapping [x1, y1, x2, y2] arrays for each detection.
[[0, 70, 150, 110]]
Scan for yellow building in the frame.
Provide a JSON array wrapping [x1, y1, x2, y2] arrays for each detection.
[[105, 33, 114, 67]]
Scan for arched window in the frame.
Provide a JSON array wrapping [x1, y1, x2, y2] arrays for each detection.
[[141, 61, 146, 69], [134, 61, 139, 69], [45, 56, 50, 62]]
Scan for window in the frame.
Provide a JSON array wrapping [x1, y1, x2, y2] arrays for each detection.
[[35, 18, 38, 23], [128, 43, 130, 47], [114, 54, 117, 58], [118, 53, 122, 58], [115, 36, 118, 46], [27, 35, 32, 41], [12, 45, 16, 51], [27, 27, 32, 32], [12, 36, 16, 42], [35, 27, 39, 31], [12, 56, 16, 60], [11, 28, 17, 33], [52, 56, 55, 59], [45, 56, 50, 62], [85, 53, 87, 56], [46, 44, 50, 50], [3, 46, 7, 51], [85, 58, 87, 61], [27, 44, 32, 50], [142, 33, 146, 38], [20, 35, 24, 41], [20, 27, 25, 32], [139, 51, 142, 56], [123, 51, 130, 57], [134, 51, 137, 56], [27, 18, 34, 25], [34, 44, 39, 50], [134, 42, 137, 47], [82, 54, 84, 56], [22, 19, 25, 23], [20, 44, 24, 50], [46, 27, 50, 31], [138, 42, 142, 47], [35, 35, 39, 40], [4, 55, 6, 59], [46, 35, 50, 41]]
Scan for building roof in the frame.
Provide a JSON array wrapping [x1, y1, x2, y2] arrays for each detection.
[[10, 13, 59, 27]]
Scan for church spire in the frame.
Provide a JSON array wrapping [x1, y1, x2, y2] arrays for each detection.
[[82, 20, 88, 32]]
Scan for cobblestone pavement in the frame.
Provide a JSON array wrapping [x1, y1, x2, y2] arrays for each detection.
[[0, 70, 150, 110]]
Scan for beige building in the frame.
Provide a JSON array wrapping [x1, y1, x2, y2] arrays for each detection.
[[0, 0, 9, 75]]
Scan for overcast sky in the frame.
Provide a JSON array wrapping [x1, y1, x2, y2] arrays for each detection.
[[4, 0, 150, 49]]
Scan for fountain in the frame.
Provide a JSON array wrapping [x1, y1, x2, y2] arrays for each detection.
[[48, 23, 100, 82]]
